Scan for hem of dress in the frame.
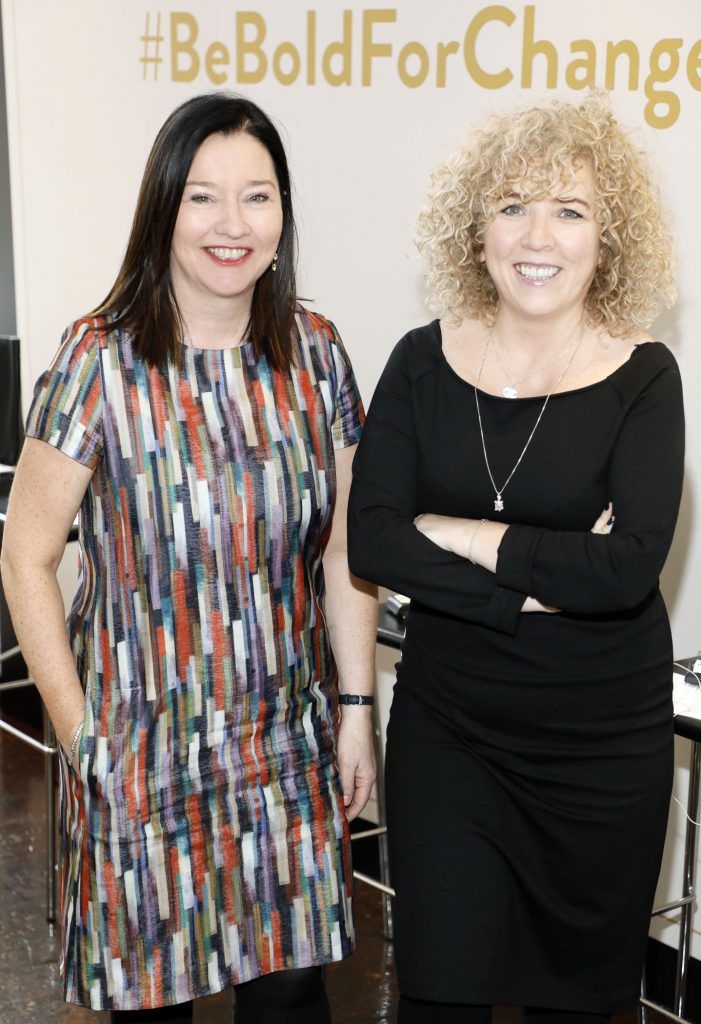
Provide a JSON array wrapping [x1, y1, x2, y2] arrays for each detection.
[[62, 945, 356, 1012], [397, 982, 638, 1016]]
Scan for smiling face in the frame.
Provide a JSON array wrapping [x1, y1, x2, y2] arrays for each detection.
[[170, 131, 283, 317], [479, 162, 602, 326]]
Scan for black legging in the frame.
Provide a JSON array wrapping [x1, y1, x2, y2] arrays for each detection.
[[524, 1010, 611, 1024], [398, 997, 612, 1024], [110, 966, 330, 1024], [235, 966, 331, 1023], [109, 1003, 194, 1024], [397, 996, 491, 1023]]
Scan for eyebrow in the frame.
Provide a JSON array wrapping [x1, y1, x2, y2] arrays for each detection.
[[556, 196, 591, 209], [184, 178, 277, 188], [504, 190, 591, 210]]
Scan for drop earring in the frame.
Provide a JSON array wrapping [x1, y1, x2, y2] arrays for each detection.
[[272, 252, 278, 272]]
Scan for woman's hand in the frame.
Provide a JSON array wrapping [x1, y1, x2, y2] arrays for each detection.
[[336, 706, 377, 821], [521, 596, 560, 613], [414, 513, 507, 573], [591, 502, 615, 535], [413, 513, 465, 554]]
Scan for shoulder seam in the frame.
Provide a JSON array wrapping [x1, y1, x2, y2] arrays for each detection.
[[398, 321, 442, 382], [295, 305, 334, 337], [607, 341, 679, 409]]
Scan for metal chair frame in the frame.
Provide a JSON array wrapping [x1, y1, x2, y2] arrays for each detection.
[[0, 641, 59, 925], [639, 712, 701, 1024], [348, 608, 403, 941], [349, 703, 394, 939], [1, 464, 60, 927]]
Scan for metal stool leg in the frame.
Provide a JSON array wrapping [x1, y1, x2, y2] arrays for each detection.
[[43, 707, 58, 926], [639, 967, 649, 1024], [371, 698, 393, 941], [674, 740, 701, 1017]]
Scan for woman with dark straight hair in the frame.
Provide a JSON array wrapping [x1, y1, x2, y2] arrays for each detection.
[[1, 92, 377, 1023], [94, 93, 298, 371]]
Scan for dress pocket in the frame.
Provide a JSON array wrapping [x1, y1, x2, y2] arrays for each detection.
[[66, 688, 93, 784]]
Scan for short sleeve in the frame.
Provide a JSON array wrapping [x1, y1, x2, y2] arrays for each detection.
[[326, 322, 365, 450], [25, 319, 103, 469]]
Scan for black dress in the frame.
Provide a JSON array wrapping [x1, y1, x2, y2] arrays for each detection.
[[347, 321, 685, 1013]]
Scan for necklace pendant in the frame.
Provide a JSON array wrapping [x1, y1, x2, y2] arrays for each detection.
[[494, 495, 504, 512], [502, 386, 518, 399]]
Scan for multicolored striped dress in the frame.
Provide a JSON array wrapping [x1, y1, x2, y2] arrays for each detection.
[[25, 306, 364, 1011]]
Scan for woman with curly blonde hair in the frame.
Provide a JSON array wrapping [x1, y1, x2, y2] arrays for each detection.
[[348, 93, 684, 1022]]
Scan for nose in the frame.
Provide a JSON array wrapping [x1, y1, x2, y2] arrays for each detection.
[[214, 200, 251, 239], [521, 208, 553, 251]]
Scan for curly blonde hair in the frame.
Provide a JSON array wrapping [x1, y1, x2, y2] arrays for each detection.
[[416, 92, 676, 335]]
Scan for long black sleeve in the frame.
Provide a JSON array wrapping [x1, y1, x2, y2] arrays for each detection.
[[348, 337, 525, 635], [496, 346, 684, 614]]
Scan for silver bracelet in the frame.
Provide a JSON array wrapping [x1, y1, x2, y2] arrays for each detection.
[[467, 519, 488, 564], [67, 721, 84, 768]]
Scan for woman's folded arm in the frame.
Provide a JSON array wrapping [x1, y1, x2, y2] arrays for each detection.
[[348, 339, 526, 635], [496, 357, 684, 614]]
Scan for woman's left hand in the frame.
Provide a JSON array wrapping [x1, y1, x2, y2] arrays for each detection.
[[337, 708, 377, 821], [413, 513, 464, 553], [591, 503, 615, 534]]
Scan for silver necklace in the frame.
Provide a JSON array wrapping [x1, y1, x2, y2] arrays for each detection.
[[491, 330, 580, 399], [474, 321, 587, 512]]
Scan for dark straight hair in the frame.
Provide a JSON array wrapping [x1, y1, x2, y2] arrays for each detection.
[[92, 93, 297, 370]]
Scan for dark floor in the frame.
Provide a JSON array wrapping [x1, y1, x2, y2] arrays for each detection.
[[0, 722, 655, 1024]]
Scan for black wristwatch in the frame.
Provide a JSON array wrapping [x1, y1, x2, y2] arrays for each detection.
[[338, 694, 375, 706]]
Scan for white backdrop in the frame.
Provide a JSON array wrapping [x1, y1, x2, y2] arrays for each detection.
[[3, 0, 700, 956]]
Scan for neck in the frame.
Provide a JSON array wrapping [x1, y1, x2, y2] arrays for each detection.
[[176, 289, 254, 350], [492, 308, 586, 357]]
